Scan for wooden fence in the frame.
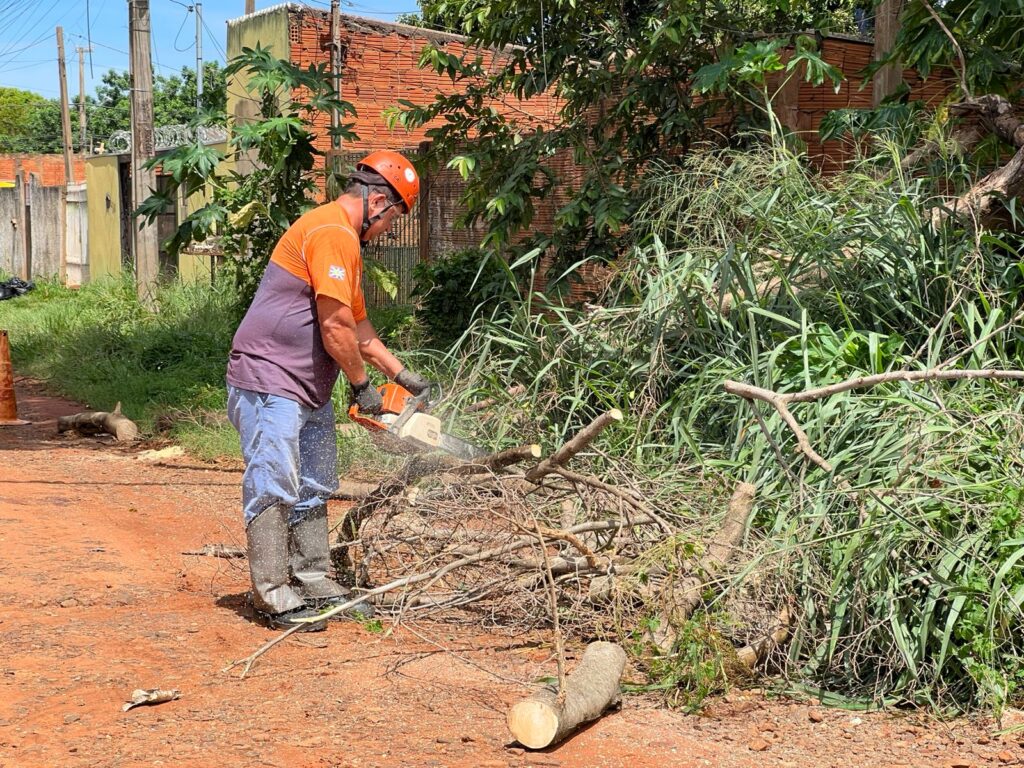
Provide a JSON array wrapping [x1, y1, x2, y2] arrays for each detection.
[[0, 172, 72, 281]]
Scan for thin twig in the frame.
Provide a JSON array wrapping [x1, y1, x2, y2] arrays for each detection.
[[919, 0, 972, 100], [533, 518, 567, 704]]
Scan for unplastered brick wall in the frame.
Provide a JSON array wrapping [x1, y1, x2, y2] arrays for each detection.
[[0, 154, 86, 187], [287, 9, 562, 156], [787, 36, 956, 171]]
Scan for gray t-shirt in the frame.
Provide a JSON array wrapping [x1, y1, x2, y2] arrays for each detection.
[[226, 262, 339, 409]]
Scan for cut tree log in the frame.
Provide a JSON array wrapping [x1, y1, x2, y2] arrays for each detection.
[[736, 605, 792, 669], [507, 641, 626, 749], [57, 402, 139, 442], [650, 481, 756, 652], [448, 443, 542, 475]]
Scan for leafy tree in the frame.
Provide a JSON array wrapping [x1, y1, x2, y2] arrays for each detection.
[[136, 46, 357, 308], [390, 0, 863, 286], [0, 87, 48, 151], [887, 0, 1023, 97], [3, 63, 227, 154], [90, 62, 227, 147]]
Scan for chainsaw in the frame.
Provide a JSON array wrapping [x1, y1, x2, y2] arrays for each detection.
[[348, 382, 486, 460]]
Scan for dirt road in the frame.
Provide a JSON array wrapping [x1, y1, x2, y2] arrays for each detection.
[[1, 380, 1021, 768]]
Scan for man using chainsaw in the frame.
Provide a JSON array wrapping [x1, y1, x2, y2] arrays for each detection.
[[225, 150, 431, 631]]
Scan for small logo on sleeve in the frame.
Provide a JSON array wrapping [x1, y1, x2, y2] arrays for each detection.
[[328, 265, 347, 281]]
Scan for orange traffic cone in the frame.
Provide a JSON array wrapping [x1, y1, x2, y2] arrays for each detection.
[[0, 329, 30, 426]]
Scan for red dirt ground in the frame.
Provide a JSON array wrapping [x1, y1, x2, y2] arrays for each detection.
[[2, 378, 1023, 768]]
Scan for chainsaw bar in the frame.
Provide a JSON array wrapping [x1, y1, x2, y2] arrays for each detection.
[[349, 382, 487, 460]]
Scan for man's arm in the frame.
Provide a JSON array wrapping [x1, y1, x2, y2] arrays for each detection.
[[355, 316, 404, 378], [316, 295, 403, 383]]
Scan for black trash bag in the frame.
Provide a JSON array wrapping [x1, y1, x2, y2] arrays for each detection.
[[0, 277, 35, 301]]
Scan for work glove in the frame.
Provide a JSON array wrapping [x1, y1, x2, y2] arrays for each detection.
[[350, 379, 383, 415], [395, 368, 433, 396]]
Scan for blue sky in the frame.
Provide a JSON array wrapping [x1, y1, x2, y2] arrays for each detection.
[[0, 0, 420, 99]]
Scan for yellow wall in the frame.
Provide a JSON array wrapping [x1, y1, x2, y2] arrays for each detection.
[[85, 156, 122, 280], [227, 8, 289, 176]]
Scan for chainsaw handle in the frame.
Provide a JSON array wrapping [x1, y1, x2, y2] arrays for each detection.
[[425, 381, 442, 409]]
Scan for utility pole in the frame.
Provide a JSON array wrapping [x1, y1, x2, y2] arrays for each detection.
[[245, 0, 254, 13], [873, 0, 905, 106], [129, 0, 160, 306], [195, 1, 203, 111], [56, 27, 74, 184], [77, 46, 90, 155]]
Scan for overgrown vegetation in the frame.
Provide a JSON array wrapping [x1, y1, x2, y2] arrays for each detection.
[[434, 128, 1024, 712]]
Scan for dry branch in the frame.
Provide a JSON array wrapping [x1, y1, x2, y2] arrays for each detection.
[[900, 122, 985, 171], [446, 444, 542, 476], [507, 641, 626, 749], [724, 369, 1024, 473], [329, 480, 379, 500], [227, 515, 662, 676], [525, 409, 623, 483], [935, 143, 1024, 229], [925, 94, 1024, 228], [651, 482, 756, 652], [948, 94, 1024, 148], [57, 402, 139, 442]]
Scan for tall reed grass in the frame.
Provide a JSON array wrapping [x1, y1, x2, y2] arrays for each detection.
[[447, 135, 1024, 711]]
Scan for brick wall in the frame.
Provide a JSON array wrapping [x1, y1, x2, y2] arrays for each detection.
[[787, 36, 956, 171], [0, 154, 86, 187], [287, 9, 562, 155]]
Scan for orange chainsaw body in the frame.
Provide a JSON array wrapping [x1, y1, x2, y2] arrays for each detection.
[[347, 381, 423, 432], [348, 381, 483, 459]]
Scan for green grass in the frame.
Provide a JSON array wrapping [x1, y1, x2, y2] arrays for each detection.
[[0, 275, 238, 454], [0, 274, 423, 471]]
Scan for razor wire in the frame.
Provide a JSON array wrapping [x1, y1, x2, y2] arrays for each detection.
[[106, 124, 228, 154]]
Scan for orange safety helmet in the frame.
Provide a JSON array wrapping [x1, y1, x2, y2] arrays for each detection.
[[356, 150, 420, 212]]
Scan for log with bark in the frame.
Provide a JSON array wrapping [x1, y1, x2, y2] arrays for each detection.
[[926, 94, 1024, 230], [507, 641, 626, 749], [57, 402, 139, 442]]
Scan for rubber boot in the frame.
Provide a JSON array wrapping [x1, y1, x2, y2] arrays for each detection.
[[247, 505, 326, 632], [290, 504, 375, 620]]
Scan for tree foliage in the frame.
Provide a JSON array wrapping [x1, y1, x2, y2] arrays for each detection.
[[1, 63, 226, 154], [888, 0, 1024, 98], [136, 46, 357, 308], [390, 0, 862, 284], [0, 87, 47, 151]]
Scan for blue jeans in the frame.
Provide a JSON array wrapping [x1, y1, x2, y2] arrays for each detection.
[[226, 385, 339, 525]]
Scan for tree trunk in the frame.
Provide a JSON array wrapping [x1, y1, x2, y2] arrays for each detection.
[[507, 641, 626, 749], [650, 482, 756, 651]]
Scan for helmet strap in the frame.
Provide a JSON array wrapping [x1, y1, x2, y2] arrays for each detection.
[[359, 184, 398, 240], [360, 185, 371, 236]]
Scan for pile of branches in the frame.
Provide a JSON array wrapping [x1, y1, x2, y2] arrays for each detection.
[[329, 409, 785, 672]]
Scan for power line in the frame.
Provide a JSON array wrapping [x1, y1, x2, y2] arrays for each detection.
[[173, 5, 194, 52], [199, 12, 226, 60]]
